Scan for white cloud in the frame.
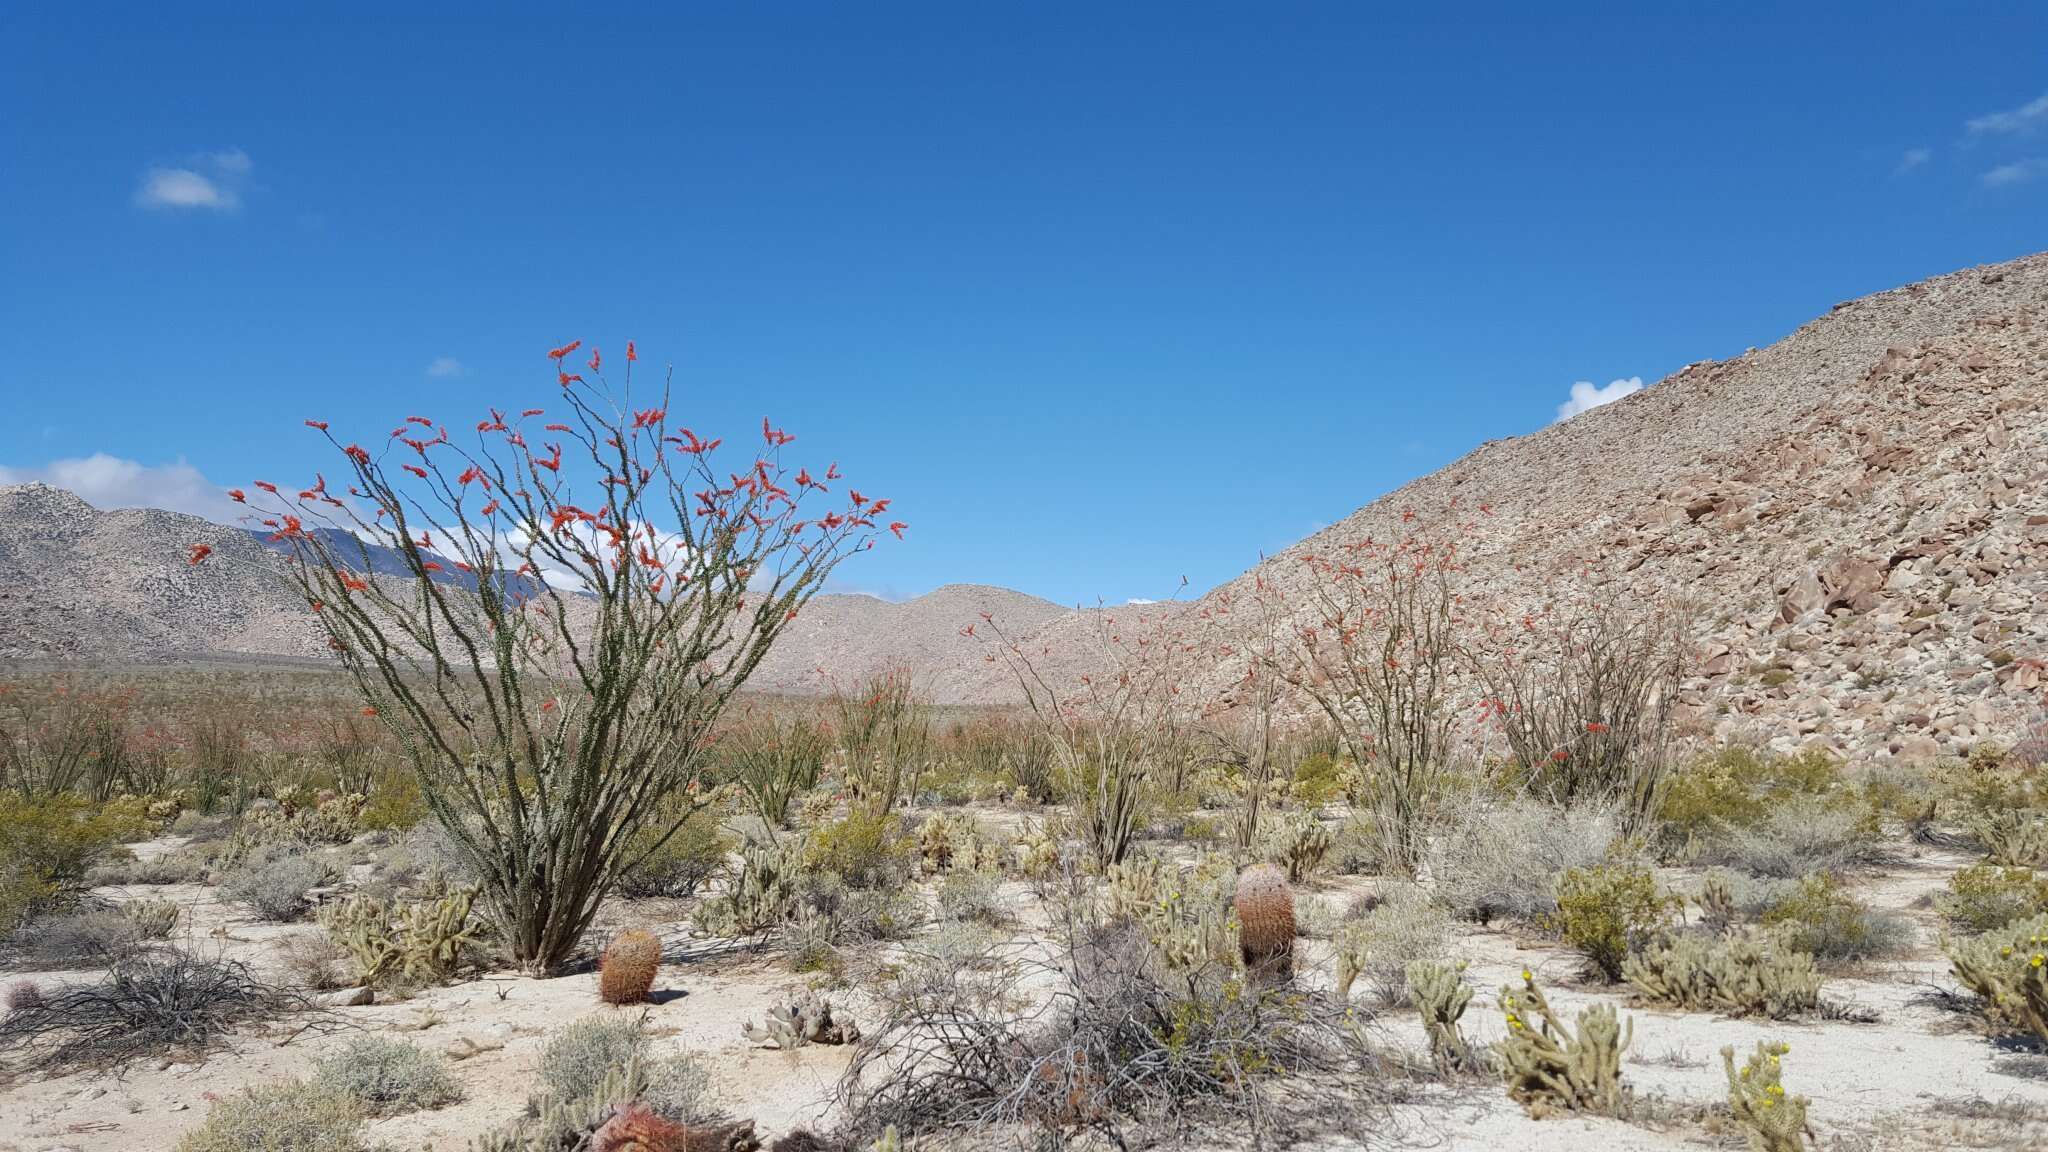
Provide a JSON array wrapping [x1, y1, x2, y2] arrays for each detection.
[[1966, 92, 2048, 137], [1126, 597, 1157, 605], [0, 454, 246, 524], [135, 149, 251, 212], [425, 356, 468, 379], [1555, 376, 1644, 422], [1895, 147, 1931, 174], [1982, 159, 2045, 187]]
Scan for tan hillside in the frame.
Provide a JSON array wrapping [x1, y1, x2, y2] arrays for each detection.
[[4, 251, 2045, 759]]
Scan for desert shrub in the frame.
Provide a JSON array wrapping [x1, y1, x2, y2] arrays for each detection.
[[535, 1015, 712, 1124], [355, 774, 425, 831], [361, 822, 469, 898], [1699, 794, 1884, 878], [616, 803, 728, 898], [1291, 751, 1347, 806], [1623, 928, 1824, 1018], [1427, 799, 1615, 925], [1331, 812, 1386, 875], [1552, 862, 1675, 981], [936, 870, 1005, 925], [0, 792, 147, 928], [1331, 883, 1449, 1005], [168, 809, 235, 841], [121, 896, 180, 938], [1948, 911, 2048, 1042], [805, 811, 913, 889], [5, 909, 147, 970], [0, 949, 300, 1074], [220, 846, 332, 922], [89, 845, 213, 887], [1940, 864, 2048, 934], [833, 671, 932, 818], [1757, 875, 1912, 965], [276, 931, 353, 991], [841, 907, 1381, 1148], [1657, 746, 1843, 853], [1693, 868, 1801, 932], [175, 1078, 368, 1152], [1497, 972, 1632, 1118], [310, 1034, 461, 1115], [1722, 1041, 1810, 1152]]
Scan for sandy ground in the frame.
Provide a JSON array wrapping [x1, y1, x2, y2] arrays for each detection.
[[2, 831, 2043, 1151]]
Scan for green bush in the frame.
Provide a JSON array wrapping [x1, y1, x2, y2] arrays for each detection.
[[1940, 865, 2048, 934], [617, 804, 729, 898], [355, 776, 425, 832], [1291, 752, 1347, 806], [805, 811, 913, 889], [310, 1035, 461, 1116], [0, 792, 148, 928], [1552, 863, 1675, 981], [174, 1078, 368, 1152], [1758, 874, 1912, 964], [1657, 747, 1843, 853]]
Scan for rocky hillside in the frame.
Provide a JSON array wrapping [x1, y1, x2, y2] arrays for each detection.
[[3, 252, 2044, 759], [1162, 250, 2048, 759]]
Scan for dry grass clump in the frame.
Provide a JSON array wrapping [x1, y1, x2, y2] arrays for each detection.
[[219, 844, 334, 922], [1426, 798, 1616, 925], [309, 1034, 462, 1116], [838, 880, 1386, 1149], [534, 1014, 713, 1125], [0, 948, 303, 1075], [1332, 883, 1450, 1006], [175, 1078, 369, 1152]]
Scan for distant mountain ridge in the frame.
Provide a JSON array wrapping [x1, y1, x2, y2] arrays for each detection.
[[3, 251, 2045, 754]]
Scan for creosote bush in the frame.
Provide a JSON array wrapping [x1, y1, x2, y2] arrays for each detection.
[[1940, 864, 2048, 934], [1552, 862, 1674, 981], [1758, 874, 1911, 965], [0, 792, 147, 929]]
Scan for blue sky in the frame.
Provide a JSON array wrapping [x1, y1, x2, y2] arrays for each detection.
[[3, 3, 2044, 606]]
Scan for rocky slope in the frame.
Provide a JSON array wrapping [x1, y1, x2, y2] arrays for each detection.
[[3, 252, 2044, 757]]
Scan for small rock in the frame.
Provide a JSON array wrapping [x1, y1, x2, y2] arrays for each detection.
[[321, 987, 374, 1007]]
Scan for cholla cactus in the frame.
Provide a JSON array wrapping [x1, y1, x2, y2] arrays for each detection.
[[1973, 810, 2048, 868], [1497, 973, 1632, 1118], [1333, 923, 1369, 1004], [1233, 862, 1295, 985], [1407, 959, 1475, 1071], [1721, 1041, 1811, 1151], [1103, 855, 1166, 921], [319, 887, 478, 987], [695, 838, 800, 938], [1698, 871, 1738, 934], [120, 897, 181, 939], [1623, 929, 1822, 1019], [1947, 911, 2048, 1042], [741, 996, 859, 1049], [917, 812, 961, 873], [1263, 812, 1333, 882], [599, 928, 664, 1005]]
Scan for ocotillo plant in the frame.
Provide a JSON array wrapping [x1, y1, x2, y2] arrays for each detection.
[[199, 343, 895, 971]]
